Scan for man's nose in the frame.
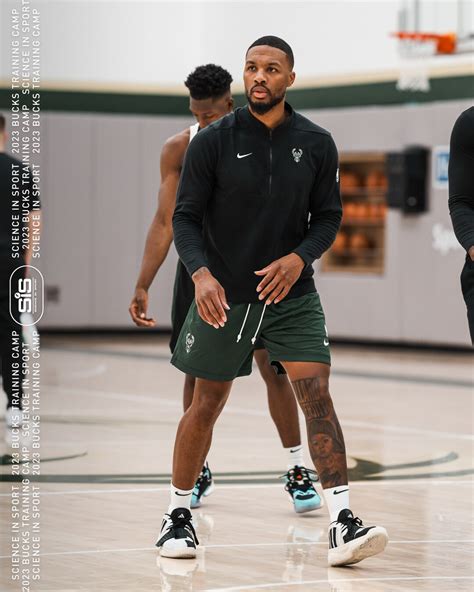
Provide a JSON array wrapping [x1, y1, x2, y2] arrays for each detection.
[[254, 69, 267, 85]]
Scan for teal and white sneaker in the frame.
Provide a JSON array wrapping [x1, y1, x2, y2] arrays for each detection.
[[191, 463, 214, 509], [283, 466, 324, 514]]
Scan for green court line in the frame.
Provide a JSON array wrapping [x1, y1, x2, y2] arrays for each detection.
[[2, 452, 471, 483], [1, 470, 473, 484], [1, 75, 472, 115]]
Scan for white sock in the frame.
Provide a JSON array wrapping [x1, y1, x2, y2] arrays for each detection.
[[285, 444, 304, 469], [324, 485, 350, 523], [168, 483, 193, 513]]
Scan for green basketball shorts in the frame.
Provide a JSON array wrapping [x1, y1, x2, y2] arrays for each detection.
[[171, 292, 331, 382]]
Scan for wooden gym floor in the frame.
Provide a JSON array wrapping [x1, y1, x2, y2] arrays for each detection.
[[0, 334, 472, 591]]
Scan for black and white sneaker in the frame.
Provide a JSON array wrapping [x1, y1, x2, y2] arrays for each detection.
[[328, 509, 388, 567], [156, 508, 199, 559]]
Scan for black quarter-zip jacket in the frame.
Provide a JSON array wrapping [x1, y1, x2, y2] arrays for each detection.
[[449, 106, 474, 252], [173, 103, 342, 303]]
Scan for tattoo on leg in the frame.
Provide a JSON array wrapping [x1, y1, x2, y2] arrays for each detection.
[[292, 377, 348, 488], [292, 378, 331, 418]]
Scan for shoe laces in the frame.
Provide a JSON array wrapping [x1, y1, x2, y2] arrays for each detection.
[[339, 513, 363, 532], [281, 466, 318, 492], [348, 515, 363, 528], [168, 510, 199, 544]]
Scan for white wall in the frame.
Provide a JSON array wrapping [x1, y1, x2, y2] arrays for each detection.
[[1, 0, 471, 91]]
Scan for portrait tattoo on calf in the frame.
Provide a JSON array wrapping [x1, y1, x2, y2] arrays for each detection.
[[292, 377, 348, 488]]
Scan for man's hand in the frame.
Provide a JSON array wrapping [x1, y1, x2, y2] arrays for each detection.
[[254, 253, 305, 305], [192, 267, 230, 329], [469, 245, 474, 261], [129, 287, 156, 327]]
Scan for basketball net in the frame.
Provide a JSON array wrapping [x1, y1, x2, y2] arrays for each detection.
[[396, 37, 436, 93]]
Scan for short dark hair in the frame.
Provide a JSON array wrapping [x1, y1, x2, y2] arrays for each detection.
[[247, 35, 294, 69], [184, 64, 233, 100], [0, 114, 5, 133]]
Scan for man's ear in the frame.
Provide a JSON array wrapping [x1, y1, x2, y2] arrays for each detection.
[[288, 71, 296, 88]]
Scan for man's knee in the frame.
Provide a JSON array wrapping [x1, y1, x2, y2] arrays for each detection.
[[191, 379, 231, 424], [254, 350, 283, 386], [193, 395, 226, 425], [260, 366, 287, 390]]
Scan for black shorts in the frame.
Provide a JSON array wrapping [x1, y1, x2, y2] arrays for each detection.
[[169, 260, 286, 374]]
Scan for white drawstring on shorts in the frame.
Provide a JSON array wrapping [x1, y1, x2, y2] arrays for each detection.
[[251, 303, 267, 345], [236, 304, 251, 343], [236, 303, 268, 344]]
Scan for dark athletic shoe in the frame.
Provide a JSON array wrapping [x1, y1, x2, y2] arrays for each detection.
[[191, 463, 214, 509], [328, 509, 388, 566], [156, 508, 199, 558], [283, 465, 324, 513]]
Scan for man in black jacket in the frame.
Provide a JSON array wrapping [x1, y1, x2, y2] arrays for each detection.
[[448, 106, 474, 344], [156, 36, 388, 567], [130, 64, 321, 512]]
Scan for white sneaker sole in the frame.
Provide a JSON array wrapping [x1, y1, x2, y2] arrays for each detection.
[[328, 527, 388, 567], [294, 495, 324, 514], [203, 482, 214, 497], [159, 546, 197, 559]]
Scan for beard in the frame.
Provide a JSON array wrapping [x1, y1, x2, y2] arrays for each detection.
[[246, 88, 285, 115]]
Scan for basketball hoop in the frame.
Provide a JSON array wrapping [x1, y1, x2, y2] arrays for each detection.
[[392, 31, 457, 93]]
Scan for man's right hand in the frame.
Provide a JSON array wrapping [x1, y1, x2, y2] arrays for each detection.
[[469, 245, 474, 261], [192, 267, 230, 329], [129, 287, 156, 327]]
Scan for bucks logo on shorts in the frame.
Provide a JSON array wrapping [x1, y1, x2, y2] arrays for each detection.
[[185, 333, 195, 353]]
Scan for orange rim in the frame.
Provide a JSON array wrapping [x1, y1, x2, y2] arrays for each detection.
[[391, 31, 457, 54]]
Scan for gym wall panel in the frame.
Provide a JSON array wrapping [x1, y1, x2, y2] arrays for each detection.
[[40, 113, 94, 326], [91, 115, 143, 326], [305, 99, 471, 345], [39, 113, 191, 329], [139, 115, 192, 330], [396, 101, 470, 345], [305, 106, 405, 341]]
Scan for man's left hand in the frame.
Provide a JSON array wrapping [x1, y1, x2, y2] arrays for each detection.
[[254, 253, 305, 305]]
